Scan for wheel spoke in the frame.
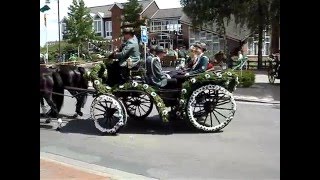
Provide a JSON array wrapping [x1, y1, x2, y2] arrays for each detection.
[[215, 107, 233, 110], [212, 111, 221, 124], [138, 106, 142, 116], [213, 109, 227, 119], [140, 106, 147, 114], [140, 103, 151, 108], [94, 107, 105, 112], [209, 112, 212, 126], [217, 99, 231, 106], [97, 102, 107, 109], [138, 96, 150, 101]]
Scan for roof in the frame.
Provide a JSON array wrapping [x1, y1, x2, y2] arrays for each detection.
[[88, 4, 113, 18], [180, 14, 251, 41], [151, 8, 183, 19], [88, 0, 154, 18]]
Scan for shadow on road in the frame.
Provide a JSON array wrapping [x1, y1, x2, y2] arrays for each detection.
[[41, 114, 223, 136]]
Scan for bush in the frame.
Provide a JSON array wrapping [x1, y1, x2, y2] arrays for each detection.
[[234, 70, 255, 87]]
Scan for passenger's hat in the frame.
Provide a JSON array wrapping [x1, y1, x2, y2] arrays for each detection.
[[155, 46, 166, 53], [193, 42, 207, 52]]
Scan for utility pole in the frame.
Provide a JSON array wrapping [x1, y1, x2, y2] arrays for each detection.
[[57, 0, 61, 62]]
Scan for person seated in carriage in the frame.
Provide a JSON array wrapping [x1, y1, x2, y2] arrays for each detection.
[[146, 46, 178, 89], [107, 22, 141, 85], [166, 43, 209, 87]]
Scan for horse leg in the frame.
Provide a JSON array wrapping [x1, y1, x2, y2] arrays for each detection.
[[68, 90, 83, 117], [43, 93, 59, 123]]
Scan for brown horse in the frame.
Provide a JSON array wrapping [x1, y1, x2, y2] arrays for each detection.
[[40, 64, 88, 120]]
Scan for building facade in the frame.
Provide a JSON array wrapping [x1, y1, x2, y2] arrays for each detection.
[[61, 0, 275, 58]]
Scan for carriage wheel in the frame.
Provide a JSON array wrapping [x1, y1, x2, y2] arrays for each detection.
[[186, 85, 236, 132], [90, 94, 127, 135], [268, 65, 276, 84], [120, 92, 153, 120]]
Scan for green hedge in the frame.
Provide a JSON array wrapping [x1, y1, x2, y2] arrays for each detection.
[[233, 70, 255, 87]]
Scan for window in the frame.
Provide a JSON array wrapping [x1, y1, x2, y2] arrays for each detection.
[[152, 21, 161, 32], [105, 21, 112, 38], [93, 16, 102, 34], [212, 35, 220, 54], [248, 32, 271, 55], [189, 38, 195, 45]]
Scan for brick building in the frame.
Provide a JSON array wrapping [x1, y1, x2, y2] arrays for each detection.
[[61, 0, 275, 57]]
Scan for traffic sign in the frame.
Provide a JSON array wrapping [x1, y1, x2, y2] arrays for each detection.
[[140, 26, 148, 43]]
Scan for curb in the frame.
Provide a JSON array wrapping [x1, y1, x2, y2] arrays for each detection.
[[234, 96, 280, 104], [40, 152, 158, 180]]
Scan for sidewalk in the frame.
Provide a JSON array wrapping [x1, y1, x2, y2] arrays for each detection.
[[40, 152, 157, 180], [40, 158, 111, 180], [233, 70, 280, 104]]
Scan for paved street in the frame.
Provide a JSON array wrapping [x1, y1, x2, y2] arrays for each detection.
[[40, 90, 280, 179]]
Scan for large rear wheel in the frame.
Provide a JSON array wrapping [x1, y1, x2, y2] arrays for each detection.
[[186, 85, 236, 132]]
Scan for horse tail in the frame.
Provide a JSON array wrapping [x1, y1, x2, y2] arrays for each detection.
[[52, 71, 64, 113]]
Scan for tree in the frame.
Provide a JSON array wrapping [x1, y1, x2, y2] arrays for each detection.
[[269, 0, 280, 53], [181, 0, 280, 69], [65, 0, 96, 47], [180, 0, 235, 53], [122, 0, 147, 42], [232, 0, 272, 69]]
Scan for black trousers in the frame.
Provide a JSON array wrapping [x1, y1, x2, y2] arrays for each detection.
[[162, 78, 178, 89], [107, 62, 129, 86]]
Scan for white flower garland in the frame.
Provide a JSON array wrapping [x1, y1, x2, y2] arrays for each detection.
[[143, 84, 149, 89], [132, 81, 138, 87], [94, 80, 100, 85]]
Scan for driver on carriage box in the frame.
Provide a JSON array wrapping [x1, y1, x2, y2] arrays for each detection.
[[109, 22, 140, 67], [107, 22, 141, 85]]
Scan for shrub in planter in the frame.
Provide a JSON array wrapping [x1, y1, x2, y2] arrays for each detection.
[[234, 70, 255, 87]]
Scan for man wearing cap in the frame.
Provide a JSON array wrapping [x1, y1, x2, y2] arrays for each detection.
[[184, 42, 209, 76], [146, 46, 177, 89], [147, 45, 157, 58], [108, 22, 141, 84]]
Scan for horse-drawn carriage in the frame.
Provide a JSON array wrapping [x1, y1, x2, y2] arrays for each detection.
[[40, 57, 240, 135]]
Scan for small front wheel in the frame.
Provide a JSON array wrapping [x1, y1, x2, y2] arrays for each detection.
[[90, 94, 127, 135]]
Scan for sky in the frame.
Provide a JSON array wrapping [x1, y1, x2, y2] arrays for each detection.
[[40, 0, 182, 46]]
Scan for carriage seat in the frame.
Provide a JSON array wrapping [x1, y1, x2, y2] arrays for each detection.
[[128, 60, 148, 83]]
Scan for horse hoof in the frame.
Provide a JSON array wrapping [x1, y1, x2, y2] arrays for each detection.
[[45, 119, 51, 124], [77, 111, 83, 117], [72, 114, 78, 118]]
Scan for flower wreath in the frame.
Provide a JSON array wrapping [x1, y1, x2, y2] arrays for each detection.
[[84, 63, 169, 122], [175, 70, 239, 118]]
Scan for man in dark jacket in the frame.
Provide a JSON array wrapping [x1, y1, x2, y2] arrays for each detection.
[[146, 46, 177, 89], [108, 22, 141, 85]]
